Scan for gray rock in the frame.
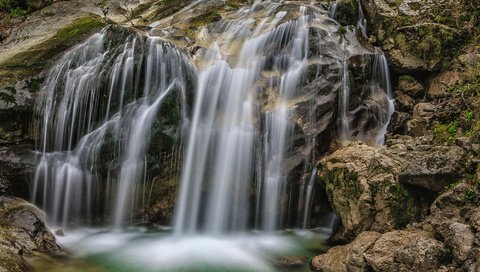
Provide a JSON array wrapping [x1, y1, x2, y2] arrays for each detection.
[[0, 196, 62, 271], [398, 146, 466, 192]]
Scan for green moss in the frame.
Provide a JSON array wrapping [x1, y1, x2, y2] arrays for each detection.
[[337, 26, 347, 35], [329, 168, 361, 200], [388, 183, 415, 228], [189, 11, 222, 30], [433, 121, 458, 144], [2, 16, 104, 68], [0, 16, 104, 88]]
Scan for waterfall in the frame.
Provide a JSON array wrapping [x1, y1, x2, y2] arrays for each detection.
[[32, 1, 394, 233], [32, 27, 192, 227], [328, 1, 338, 19], [357, 1, 367, 36]]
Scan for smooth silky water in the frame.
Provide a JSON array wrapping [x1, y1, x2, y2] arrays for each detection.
[[30, 1, 394, 271]]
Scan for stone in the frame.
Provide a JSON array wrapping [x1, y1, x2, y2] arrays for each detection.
[[0, 147, 35, 199], [0, 196, 62, 271], [273, 256, 307, 269], [364, 230, 445, 272], [407, 102, 436, 137], [398, 146, 466, 192], [387, 111, 410, 135], [437, 222, 474, 264], [319, 142, 406, 242], [360, 0, 476, 73], [320, 136, 467, 242], [397, 76, 424, 98], [395, 93, 415, 111], [311, 230, 444, 272], [428, 70, 465, 99]]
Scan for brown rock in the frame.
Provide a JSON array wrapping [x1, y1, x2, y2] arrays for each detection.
[[310, 231, 382, 272], [428, 71, 465, 99], [364, 230, 445, 272], [407, 103, 436, 137], [397, 76, 424, 98], [396, 93, 415, 111]]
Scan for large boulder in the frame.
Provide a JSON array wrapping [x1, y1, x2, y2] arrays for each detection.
[[364, 230, 445, 272], [311, 230, 445, 272], [0, 196, 62, 271], [311, 231, 382, 272], [319, 142, 412, 242], [319, 137, 467, 242]]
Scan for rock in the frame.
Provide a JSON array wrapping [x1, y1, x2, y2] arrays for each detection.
[[310, 245, 348, 272], [397, 75, 424, 98], [273, 256, 307, 269], [360, 0, 477, 72], [398, 146, 466, 192], [0, 196, 62, 271], [407, 102, 436, 137], [311, 231, 381, 272], [364, 230, 445, 272], [319, 142, 409, 242], [395, 93, 415, 111], [320, 136, 467, 242], [428, 70, 465, 99], [0, 146, 35, 198], [387, 111, 410, 135], [311, 230, 445, 272], [434, 221, 474, 265]]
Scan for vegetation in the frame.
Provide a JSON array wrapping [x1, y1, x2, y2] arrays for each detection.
[[0, 0, 51, 16]]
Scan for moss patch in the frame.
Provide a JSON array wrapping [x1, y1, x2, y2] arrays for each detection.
[[0, 15, 105, 88], [388, 183, 415, 228]]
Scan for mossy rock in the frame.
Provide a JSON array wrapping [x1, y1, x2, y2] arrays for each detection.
[[0, 15, 105, 88]]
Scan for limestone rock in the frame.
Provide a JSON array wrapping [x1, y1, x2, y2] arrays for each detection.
[[364, 230, 445, 272], [311, 230, 444, 272], [0, 147, 35, 198], [319, 142, 407, 242], [310, 231, 383, 272], [320, 137, 467, 242], [398, 146, 466, 192], [360, 0, 476, 72]]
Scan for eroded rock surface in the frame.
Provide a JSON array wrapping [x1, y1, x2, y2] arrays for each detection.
[[0, 196, 62, 271]]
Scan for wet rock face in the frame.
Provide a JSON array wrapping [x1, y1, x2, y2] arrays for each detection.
[[0, 196, 62, 271], [0, 146, 35, 198]]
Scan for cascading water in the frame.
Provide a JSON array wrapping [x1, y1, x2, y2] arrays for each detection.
[[32, 27, 192, 227], [357, 1, 367, 37], [31, 0, 395, 270]]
